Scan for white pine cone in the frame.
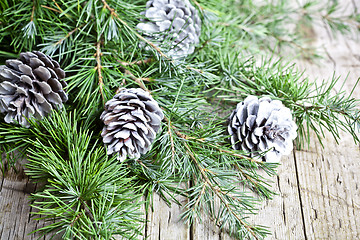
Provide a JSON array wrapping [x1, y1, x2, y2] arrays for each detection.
[[0, 51, 68, 127], [228, 96, 297, 163], [101, 88, 164, 161], [137, 0, 201, 59]]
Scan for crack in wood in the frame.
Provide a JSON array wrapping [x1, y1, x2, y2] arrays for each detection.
[[293, 149, 308, 240]]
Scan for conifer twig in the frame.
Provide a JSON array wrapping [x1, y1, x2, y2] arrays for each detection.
[[70, 212, 83, 227], [41, 5, 61, 13], [117, 63, 152, 93], [191, 0, 204, 10], [163, 116, 263, 164], [51, 0, 64, 13], [167, 119, 176, 163], [55, 26, 81, 46], [117, 58, 153, 66], [30, 0, 35, 22], [95, 41, 105, 102]]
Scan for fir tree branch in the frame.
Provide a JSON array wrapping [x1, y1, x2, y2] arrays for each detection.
[[70, 212, 83, 227], [183, 141, 259, 240], [163, 116, 263, 164]]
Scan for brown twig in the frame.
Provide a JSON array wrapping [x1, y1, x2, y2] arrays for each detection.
[[41, 4, 61, 13], [117, 60, 153, 93], [167, 120, 176, 163], [136, 159, 149, 169], [234, 164, 260, 188], [70, 212, 83, 227], [31, 0, 36, 22], [52, 0, 64, 13], [186, 66, 204, 74], [55, 26, 80, 46], [121, 69, 149, 92], [192, 0, 204, 10], [95, 41, 105, 102], [193, 183, 207, 209], [117, 58, 154, 67]]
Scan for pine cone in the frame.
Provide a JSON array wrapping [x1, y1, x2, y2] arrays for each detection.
[[137, 0, 201, 58], [101, 88, 164, 161], [0, 51, 68, 127], [228, 96, 297, 163]]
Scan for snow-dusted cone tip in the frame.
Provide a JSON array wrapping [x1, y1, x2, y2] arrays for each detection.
[[228, 96, 297, 163], [137, 0, 201, 58], [101, 88, 164, 161], [0, 51, 68, 127]]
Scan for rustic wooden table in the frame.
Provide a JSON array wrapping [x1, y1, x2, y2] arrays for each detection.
[[1, 1, 360, 239]]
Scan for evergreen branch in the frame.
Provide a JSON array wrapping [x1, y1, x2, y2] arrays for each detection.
[[101, 0, 170, 60], [183, 141, 259, 239], [163, 116, 263, 164], [191, 0, 204, 10], [70, 212, 83, 227]]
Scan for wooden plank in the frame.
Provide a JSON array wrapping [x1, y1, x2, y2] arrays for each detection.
[[291, 2, 360, 238], [191, 198, 221, 240], [246, 155, 305, 240], [145, 192, 189, 240], [0, 157, 44, 240]]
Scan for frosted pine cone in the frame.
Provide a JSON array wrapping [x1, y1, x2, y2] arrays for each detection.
[[137, 0, 201, 58], [228, 96, 297, 163], [101, 88, 164, 161], [0, 51, 68, 127]]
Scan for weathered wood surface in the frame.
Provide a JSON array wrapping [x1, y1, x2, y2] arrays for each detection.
[[1, 0, 360, 239]]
